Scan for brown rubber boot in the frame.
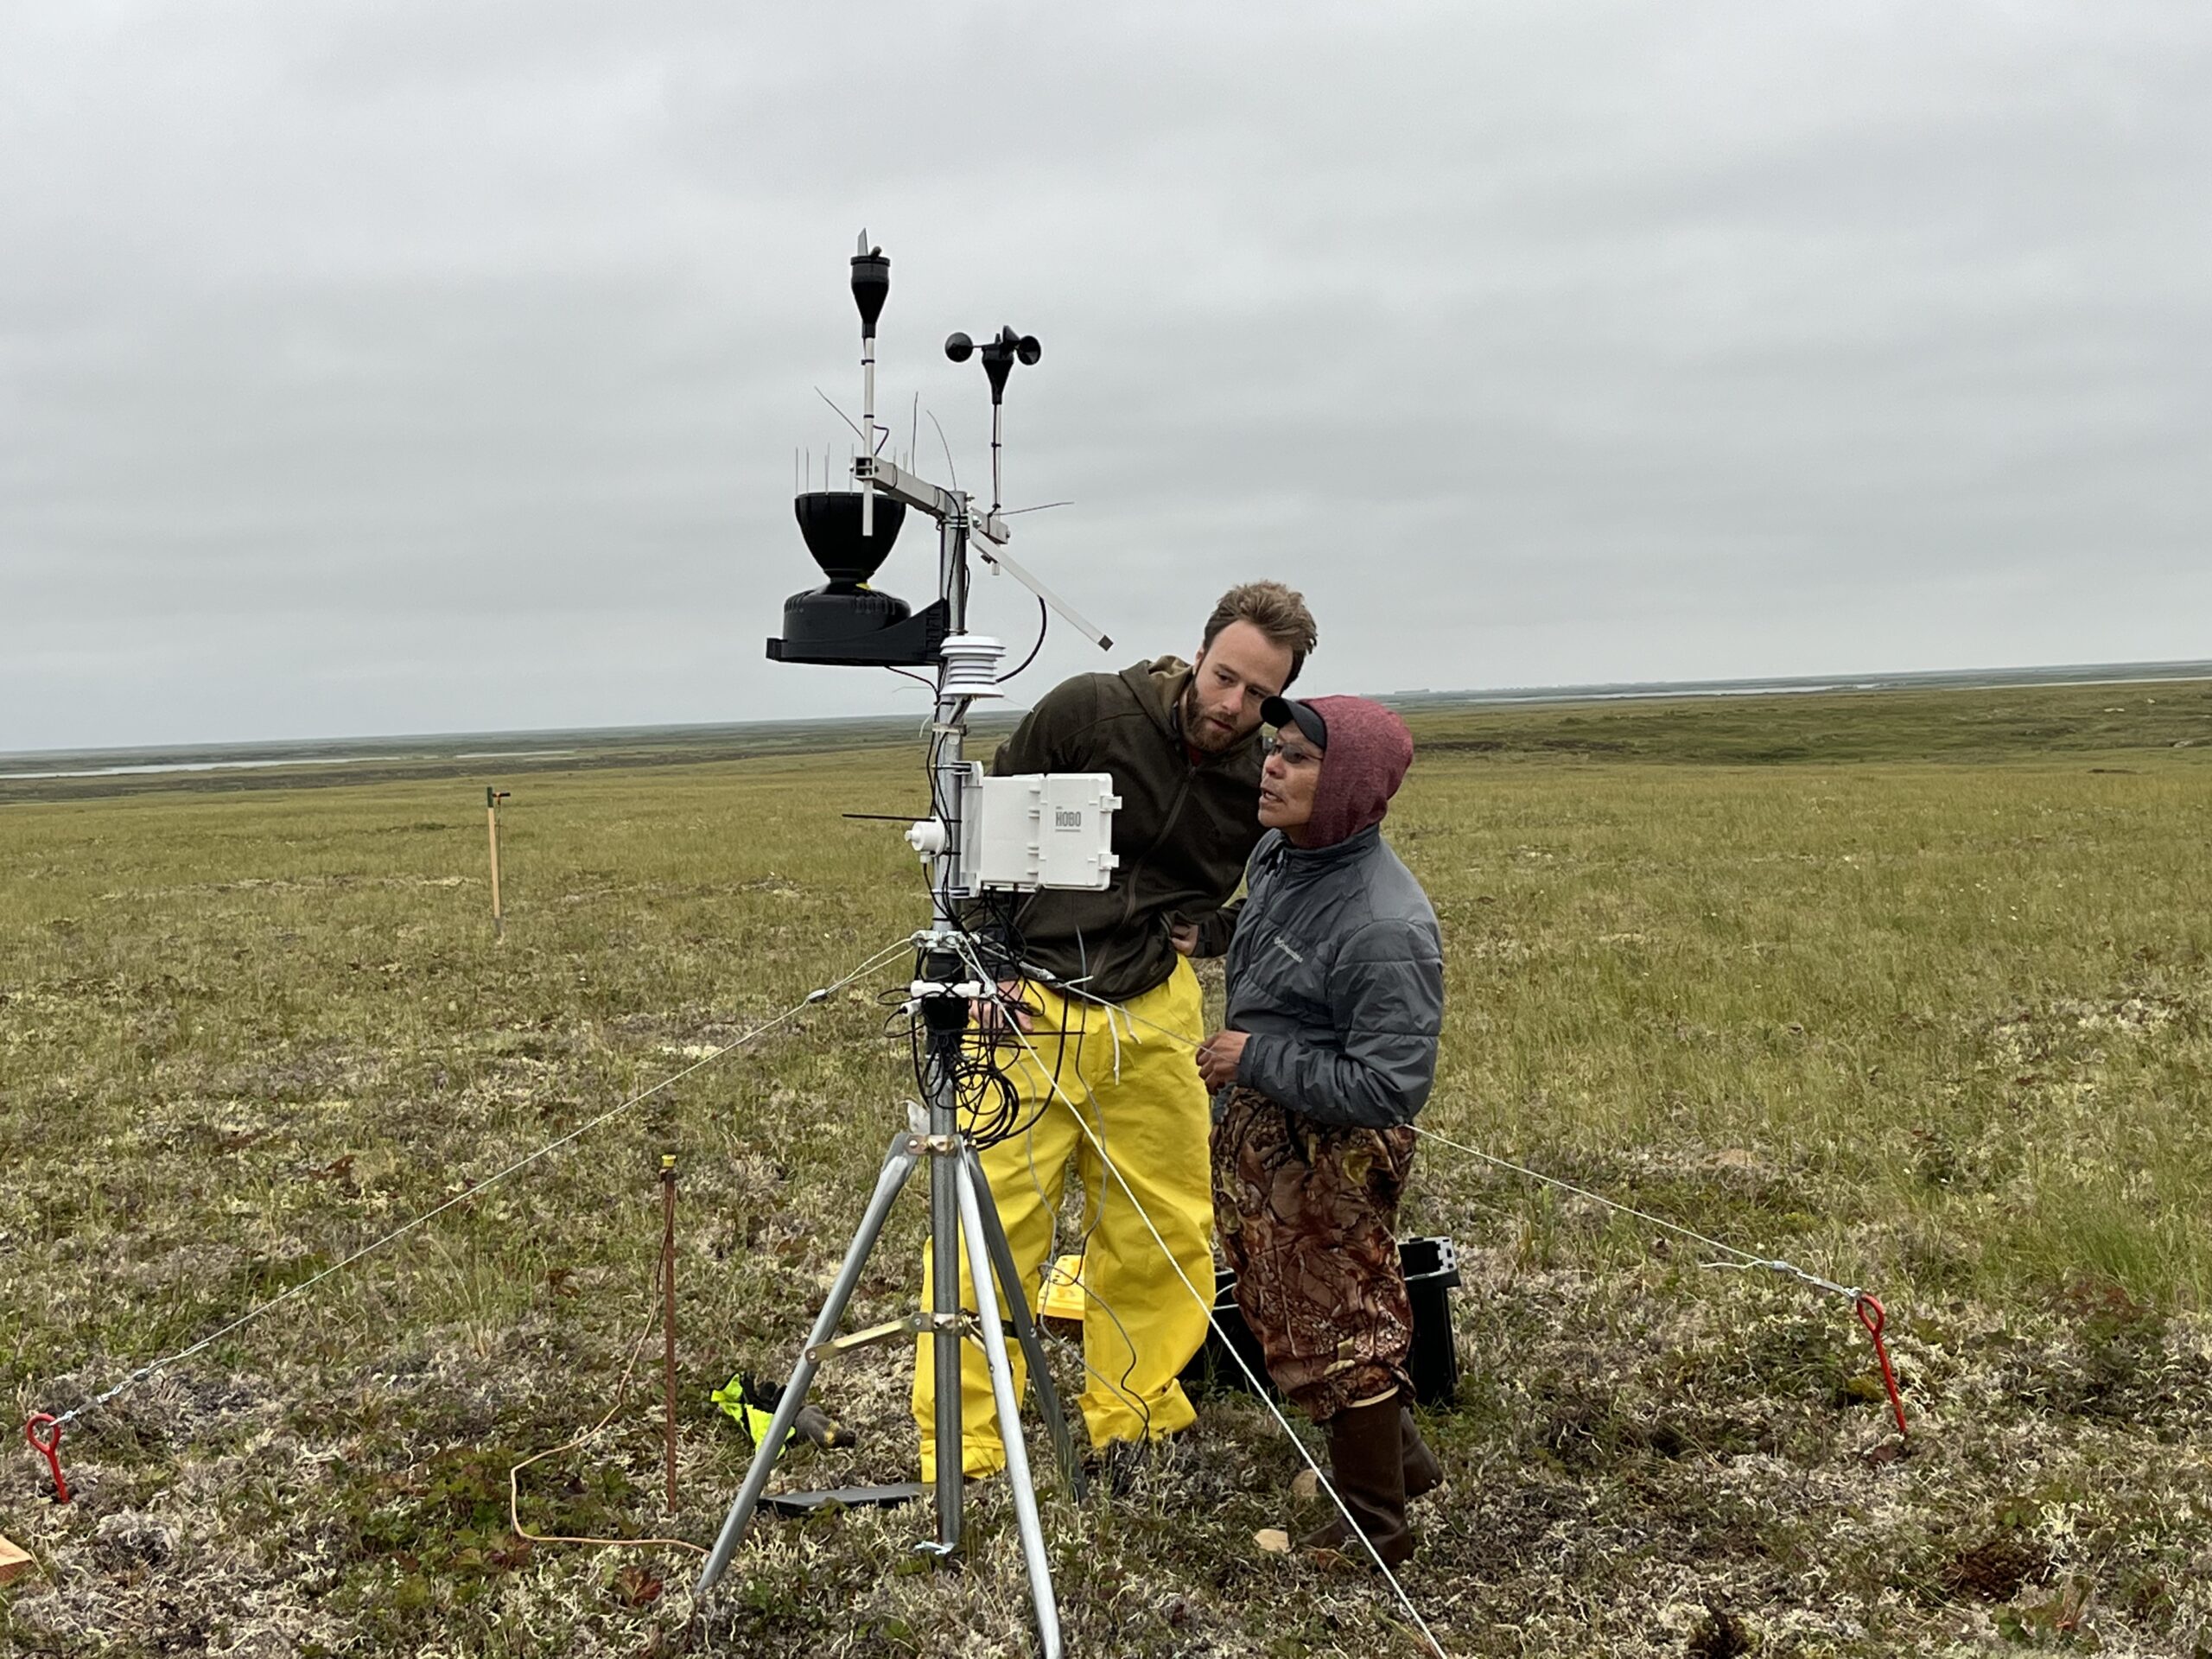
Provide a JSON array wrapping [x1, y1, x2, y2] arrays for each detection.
[[1297, 1395, 1413, 1567], [1402, 1406, 1442, 1499]]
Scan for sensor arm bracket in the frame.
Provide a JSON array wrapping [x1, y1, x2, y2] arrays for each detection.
[[851, 455, 1104, 649], [854, 455, 1004, 540], [974, 543, 1114, 652]]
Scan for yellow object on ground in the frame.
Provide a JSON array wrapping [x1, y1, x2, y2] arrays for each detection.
[[912, 960, 1215, 1481], [1038, 1253, 1089, 1323], [709, 1372, 791, 1451]]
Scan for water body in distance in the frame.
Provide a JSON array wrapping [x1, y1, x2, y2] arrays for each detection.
[[3, 658, 2206, 792]]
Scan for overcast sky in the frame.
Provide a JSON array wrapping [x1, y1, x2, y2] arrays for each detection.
[[3, 3, 2205, 752]]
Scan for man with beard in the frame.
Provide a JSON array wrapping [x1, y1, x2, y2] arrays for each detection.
[[913, 580, 1320, 1483]]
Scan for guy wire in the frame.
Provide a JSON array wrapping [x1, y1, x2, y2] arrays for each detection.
[[31, 938, 915, 1433], [993, 1013, 1446, 1656], [928, 929, 1153, 1439], [896, 786, 1160, 1429], [1033, 973, 1887, 1306], [992, 971, 1154, 1443]]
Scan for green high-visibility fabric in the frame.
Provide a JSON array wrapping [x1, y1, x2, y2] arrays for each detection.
[[710, 1376, 792, 1450]]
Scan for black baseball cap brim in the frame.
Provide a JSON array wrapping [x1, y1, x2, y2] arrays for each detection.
[[1261, 695, 1327, 748]]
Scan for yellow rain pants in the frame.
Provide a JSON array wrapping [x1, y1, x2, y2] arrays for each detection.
[[912, 959, 1215, 1481]]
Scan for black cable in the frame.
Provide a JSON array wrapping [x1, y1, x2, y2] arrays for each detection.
[[1015, 981, 1154, 1445], [996, 594, 1050, 684], [905, 922, 1159, 1445]]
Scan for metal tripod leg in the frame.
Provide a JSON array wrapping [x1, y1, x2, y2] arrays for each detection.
[[961, 1141, 1086, 1498], [696, 1130, 922, 1595], [929, 1105, 963, 1548], [955, 1153, 1062, 1659]]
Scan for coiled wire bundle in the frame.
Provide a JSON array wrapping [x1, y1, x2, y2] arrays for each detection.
[[898, 897, 1067, 1147]]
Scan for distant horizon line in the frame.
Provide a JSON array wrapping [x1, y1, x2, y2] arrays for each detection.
[[6, 653, 2209, 767]]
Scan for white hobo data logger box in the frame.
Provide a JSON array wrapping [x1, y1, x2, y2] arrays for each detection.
[[925, 767, 1119, 892]]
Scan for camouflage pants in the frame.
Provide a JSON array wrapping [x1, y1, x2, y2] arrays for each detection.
[[1210, 1085, 1418, 1423]]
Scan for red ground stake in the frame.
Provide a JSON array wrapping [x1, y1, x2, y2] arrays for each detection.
[[1853, 1294, 1909, 1438], [25, 1414, 69, 1503]]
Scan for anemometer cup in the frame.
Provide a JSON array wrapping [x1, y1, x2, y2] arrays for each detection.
[[946, 327, 1039, 403]]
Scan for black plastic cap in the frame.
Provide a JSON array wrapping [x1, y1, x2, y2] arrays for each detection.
[[1261, 696, 1327, 748], [850, 251, 890, 336]]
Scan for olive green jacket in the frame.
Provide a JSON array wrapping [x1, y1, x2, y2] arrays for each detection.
[[990, 656, 1265, 1001]]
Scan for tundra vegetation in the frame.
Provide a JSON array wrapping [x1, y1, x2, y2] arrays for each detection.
[[3, 679, 2209, 1657]]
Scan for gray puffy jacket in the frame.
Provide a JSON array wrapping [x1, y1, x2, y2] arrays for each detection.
[[1224, 823, 1445, 1128]]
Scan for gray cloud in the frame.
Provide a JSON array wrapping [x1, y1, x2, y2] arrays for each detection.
[[3, 2, 2205, 749]]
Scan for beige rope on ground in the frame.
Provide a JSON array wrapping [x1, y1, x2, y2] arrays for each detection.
[[508, 1289, 708, 1557]]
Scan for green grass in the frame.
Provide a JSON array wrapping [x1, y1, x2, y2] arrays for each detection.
[[3, 680, 2210, 1656]]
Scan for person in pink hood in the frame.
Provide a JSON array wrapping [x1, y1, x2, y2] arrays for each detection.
[[1195, 693, 1446, 1567]]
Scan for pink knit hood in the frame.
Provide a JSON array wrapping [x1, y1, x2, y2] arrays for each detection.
[[1298, 695, 1414, 848]]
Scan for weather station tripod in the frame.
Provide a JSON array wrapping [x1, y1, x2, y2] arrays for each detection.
[[696, 233, 1119, 1659], [694, 1075, 1086, 1648]]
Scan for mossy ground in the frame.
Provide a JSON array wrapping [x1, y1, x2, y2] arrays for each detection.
[[4, 680, 2210, 1656]]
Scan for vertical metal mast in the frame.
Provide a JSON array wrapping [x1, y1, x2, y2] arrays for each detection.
[[852, 230, 888, 538], [700, 238, 1079, 1659], [924, 500, 969, 1548]]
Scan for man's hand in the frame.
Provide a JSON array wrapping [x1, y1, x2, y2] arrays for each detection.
[[1168, 921, 1201, 957], [971, 981, 1036, 1034], [1194, 1029, 1249, 1090]]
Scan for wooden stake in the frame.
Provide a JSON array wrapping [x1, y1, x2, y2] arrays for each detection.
[[660, 1154, 678, 1514], [486, 788, 511, 940], [0, 1533, 31, 1586]]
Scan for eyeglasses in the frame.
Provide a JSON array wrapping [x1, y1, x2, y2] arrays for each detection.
[[1262, 736, 1320, 766]]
